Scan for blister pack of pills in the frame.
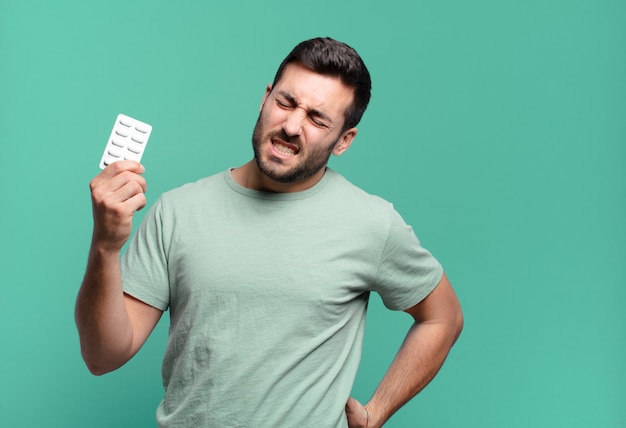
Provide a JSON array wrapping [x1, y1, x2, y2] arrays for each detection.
[[99, 114, 152, 169]]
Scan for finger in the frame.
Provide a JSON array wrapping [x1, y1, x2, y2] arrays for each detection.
[[91, 170, 147, 206], [90, 160, 145, 191], [105, 160, 145, 175], [91, 183, 146, 243], [116, 179, 147, 204], [345, 397, 367, 428], [91, 179, 146, 230], [346, 396, 359, 410], [123, 190, 147, 213], [108, 170, 147, 195]]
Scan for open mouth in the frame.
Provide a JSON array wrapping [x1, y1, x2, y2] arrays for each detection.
[[271, 139, 300, 157]]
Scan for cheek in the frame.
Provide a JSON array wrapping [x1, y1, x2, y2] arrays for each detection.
[[262, 104, 287, 127], [305, 136, 336, 158], [307, 128, 341, 149]]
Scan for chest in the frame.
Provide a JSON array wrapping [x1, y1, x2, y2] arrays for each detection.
[[164, 200, 384, 320]]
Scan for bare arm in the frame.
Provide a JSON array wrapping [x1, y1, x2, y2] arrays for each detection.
[[346, 273, 463, 427], [75, 161, 162, 375]]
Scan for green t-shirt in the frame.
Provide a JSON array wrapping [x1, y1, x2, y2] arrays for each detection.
[[121, 168, 443, 427]]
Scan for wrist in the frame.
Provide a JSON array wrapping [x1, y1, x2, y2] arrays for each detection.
[[363, 403, 382, 428], [91, 228, 128, 253], [91, 241, 122, 258]]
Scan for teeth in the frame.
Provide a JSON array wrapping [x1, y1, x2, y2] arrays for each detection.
[[274, 142, 295, 156]]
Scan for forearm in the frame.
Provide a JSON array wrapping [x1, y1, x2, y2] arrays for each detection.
[[75, 242, 134, 375], [366, 319, 462, 427]]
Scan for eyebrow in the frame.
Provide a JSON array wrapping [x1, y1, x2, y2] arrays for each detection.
[[276, 90, 333, 124]]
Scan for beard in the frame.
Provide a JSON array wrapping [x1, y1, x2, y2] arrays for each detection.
[[251, 114, 336, 184]]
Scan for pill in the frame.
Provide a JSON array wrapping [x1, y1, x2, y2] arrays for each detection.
[[128, 143, 142, 154], [115, 129, 129, 138], [135, 124, 150, 133], [108, 147, 123, 157], [119, 117, 133, 127], [111, 137, 125, 147], [103, 155, 117, 166], [131, 135, 146, 144]]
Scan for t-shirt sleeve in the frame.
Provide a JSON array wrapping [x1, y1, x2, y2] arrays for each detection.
[[121, 197, 170, 311], [372, 208, 444, 311]]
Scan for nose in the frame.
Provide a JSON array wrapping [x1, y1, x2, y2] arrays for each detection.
[[282, 108, 306, 137]]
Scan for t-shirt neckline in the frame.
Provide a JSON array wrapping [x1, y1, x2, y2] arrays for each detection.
[[223, 167, 334, 200]]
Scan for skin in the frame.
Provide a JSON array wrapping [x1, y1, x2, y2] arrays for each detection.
[[345, 273, 463, 427], [75, 62, 463, 427], [76, 161, 162, 375], [232, 62, 357, 192]]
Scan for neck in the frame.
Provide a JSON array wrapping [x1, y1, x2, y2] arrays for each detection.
[[231, 160, 326, 193]]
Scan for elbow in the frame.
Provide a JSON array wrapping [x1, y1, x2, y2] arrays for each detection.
[[84, 361, 114, 376], [80, 348, 123, 376], [451, 305, 464, 344], [455, 309, 464, 340]]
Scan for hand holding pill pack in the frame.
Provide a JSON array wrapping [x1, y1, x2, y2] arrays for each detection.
[[99, 114, 152, 169]]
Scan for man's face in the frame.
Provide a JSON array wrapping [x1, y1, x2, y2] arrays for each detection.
[[251, 62, 357, 191]]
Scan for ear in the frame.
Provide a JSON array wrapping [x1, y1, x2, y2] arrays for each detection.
[[260, 83, 272, 112], [332, 127, 358, 156]]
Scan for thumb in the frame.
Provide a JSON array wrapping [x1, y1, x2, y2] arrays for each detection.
[[345, 397, 368, 428]]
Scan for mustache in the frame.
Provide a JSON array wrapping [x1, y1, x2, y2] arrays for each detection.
[[268, 130, 301, 148]]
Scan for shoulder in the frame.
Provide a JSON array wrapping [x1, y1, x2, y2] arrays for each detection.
[[324, 169, 396, 215], [159, 170, 228, 206]]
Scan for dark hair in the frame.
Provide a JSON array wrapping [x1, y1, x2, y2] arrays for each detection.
[[272, 37, 372, 131]]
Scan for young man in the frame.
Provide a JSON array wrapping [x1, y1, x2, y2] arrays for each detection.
[[76, 37, 463, 428]]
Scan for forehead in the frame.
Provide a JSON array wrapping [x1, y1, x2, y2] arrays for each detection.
[[273, 63, 354, 119]]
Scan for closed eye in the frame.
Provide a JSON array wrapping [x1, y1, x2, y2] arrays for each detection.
[[274, 90, 333, 129], [275, 97, 292, 109], [309, 115, 329, 128]]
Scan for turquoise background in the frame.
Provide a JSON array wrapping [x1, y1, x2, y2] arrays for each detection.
[[1, 1, 624, 426]]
